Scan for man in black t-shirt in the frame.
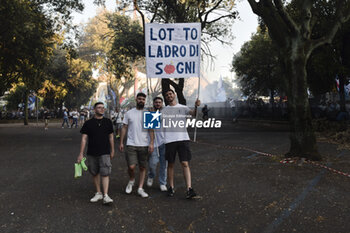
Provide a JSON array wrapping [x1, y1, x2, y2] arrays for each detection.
[[77, 102, 115, 205]]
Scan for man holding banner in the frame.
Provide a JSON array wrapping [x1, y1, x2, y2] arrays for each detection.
[[162, 89, 200, 199], [145, 22, 202, 199]]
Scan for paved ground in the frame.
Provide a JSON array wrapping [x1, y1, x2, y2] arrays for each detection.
[[0, 121, 349, 233]]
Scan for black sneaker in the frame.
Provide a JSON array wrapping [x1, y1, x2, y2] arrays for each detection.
[[168, 186, 175, 197], [186, 187, 197, 199]]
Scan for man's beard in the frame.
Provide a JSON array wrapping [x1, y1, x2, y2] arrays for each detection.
[[95, 112, 103, 117], [137, 102, 144, 109]]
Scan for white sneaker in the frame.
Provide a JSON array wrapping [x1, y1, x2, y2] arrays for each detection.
[[146, 178, 153, 187], [103, 194, 113, 204], [160, 185, 168, 192], [125, 180, 135, 194], [137, 188, 149, 198], [90, 192, 103, 202]]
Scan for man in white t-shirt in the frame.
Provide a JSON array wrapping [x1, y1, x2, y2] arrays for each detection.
[[70, 109, 79, 128], [114, 107, 124, 139], [162, 89, 200, 199], [119, 93, 154, 198]]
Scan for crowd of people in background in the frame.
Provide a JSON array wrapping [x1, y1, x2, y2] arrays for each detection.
[[61, 108, 91, 129], [1, 96, 349, 124], [226, 97, 350, 122]]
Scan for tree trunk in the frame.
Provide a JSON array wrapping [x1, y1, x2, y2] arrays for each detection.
[[161, 79, 171, 105], [174, 78, 186, 105], [269, 88, 275, 117], [161, 78, 186, 105], [24, 89, 29, 125], [284, 47, 321, 160]]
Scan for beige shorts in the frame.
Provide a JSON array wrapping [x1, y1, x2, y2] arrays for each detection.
[[125, 146, 149, 168]]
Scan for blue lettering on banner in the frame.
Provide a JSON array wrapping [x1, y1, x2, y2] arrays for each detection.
[[153, 61, 196, 75], [157, 46, 163, 57], [167, 28, 174, 40], [148, 46, 155, 58], [185, 62, 194, 73], [146, 24, 200, 77], [180, 46, 186, 57], [172, 45, 179, 57], [190, 45, 196, 56], [155, 63, 163, 74], [191, 28, 198, 40], [164, 45, 171, 57], [149, 45, 200, 58], [183, 27, 198, 40], [183, 28, 190, 40], [150, 28, 175, 41], [150, 28, 157, 41], [177, 62, 184, 74], [159, 28, 166, 40]]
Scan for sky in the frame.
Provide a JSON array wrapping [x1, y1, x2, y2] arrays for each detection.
[[71, 0, 259, 83]]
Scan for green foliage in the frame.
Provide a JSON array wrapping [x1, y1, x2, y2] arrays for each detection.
[[107, 0, 237, 104], [307, 17, 350, 96], [64, 58, 97, 109], [232, 31, 284, 99], [116, 0, 236, 52], [78, 9, 113, 70], [5, 83, 27, 110], [307, 45, 339, 95], [107, 13, 144, 80], [0, 0, 52, 94], [0, 0, 84, 96], [38, 48, 98, 109]]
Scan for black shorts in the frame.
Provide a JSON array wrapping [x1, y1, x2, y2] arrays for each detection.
[[165, 140, 192, 163]]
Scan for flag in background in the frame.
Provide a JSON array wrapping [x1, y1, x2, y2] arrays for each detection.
[[335, 75, 350, 96]]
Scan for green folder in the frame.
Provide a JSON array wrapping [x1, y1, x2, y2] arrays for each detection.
[[80, 157, 88, 171], [74, 163, 82, 178], [75, 157, 88, 179]]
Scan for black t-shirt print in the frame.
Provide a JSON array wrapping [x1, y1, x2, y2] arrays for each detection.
[[80, 117, 114, 156]]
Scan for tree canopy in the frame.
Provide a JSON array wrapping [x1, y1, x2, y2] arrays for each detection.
[[246, 0, 350, 160], [232, 30, 285, 103]]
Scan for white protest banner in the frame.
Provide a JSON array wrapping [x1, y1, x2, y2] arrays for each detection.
[[145, 23, 201, 79]]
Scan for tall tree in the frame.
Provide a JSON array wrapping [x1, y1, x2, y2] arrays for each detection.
[[38, 49, 98, 110], [0, 0, 84, 124], [64, 58, 98, 109], [78, 11, 140, 109], [247, 0, 350, 160], [232, 30, 285, 105]]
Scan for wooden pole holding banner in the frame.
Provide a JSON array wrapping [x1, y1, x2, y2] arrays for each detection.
[[193, 76, 201, 142], [146, 75, 160, 157], [146, 76, 151, 107]]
